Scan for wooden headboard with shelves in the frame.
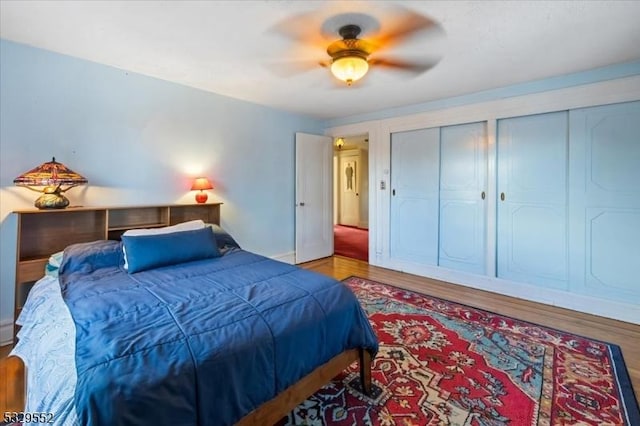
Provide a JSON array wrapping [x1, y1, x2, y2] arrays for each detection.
[[12, 203, 221, 340]]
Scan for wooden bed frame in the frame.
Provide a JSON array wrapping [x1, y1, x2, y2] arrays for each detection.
[[238, 348, 372, 425], [12, 203, 374, 425]]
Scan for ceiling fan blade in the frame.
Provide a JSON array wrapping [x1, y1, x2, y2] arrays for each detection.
[[270, 11, 333, 48], [266, 59, 329, 77], [370, 7, 443, 49], [369, 57, 440, 74]]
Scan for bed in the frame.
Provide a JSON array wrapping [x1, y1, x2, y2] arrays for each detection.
[[10, 221, 378, 425]]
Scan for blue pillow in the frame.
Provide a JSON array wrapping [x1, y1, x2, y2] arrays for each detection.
[[121, 227, 220, 273], [207, 224, 241, 252], [59, 240, 122, 276]]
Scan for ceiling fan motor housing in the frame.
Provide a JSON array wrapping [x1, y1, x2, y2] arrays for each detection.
[[338, 24, 362, 40], [326, 25, 374, 61]]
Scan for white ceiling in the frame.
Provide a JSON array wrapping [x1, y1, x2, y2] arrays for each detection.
[[2, 1, 639, 120]]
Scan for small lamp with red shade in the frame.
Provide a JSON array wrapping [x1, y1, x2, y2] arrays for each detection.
[[191, 177, 213, 204]]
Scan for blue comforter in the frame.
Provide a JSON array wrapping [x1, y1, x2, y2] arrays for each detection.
[[58, 241, 377, 426]]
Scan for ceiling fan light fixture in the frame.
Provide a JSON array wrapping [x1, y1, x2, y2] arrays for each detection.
[[330, 55, 369, 86]]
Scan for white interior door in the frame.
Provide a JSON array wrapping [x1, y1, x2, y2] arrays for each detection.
[[295, 132, 333, 263], [339, 153, 360, 227], [390, 127, 440, 265]]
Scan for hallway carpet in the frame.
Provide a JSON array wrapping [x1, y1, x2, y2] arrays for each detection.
[[334, 225, 368, 262]]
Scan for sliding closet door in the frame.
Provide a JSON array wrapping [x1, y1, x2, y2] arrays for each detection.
[[439, 122, 487, 274], [390, 127, 440, 265], [569, 101, 640, 304], [497, 111, 568, 289]]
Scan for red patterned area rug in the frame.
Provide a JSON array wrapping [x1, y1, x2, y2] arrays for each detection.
[[281, 276, 639, 425]]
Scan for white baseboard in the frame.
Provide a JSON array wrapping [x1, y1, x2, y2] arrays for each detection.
[[0, 318, 13, 346], [377, 259, 640, 325], [271, 251, 296, 264]]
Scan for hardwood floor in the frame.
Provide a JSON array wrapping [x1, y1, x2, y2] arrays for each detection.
[[1, 255, 638, 415], [0, 344, 24, 416]]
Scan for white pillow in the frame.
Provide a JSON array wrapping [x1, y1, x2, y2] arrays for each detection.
[[122, 220, 205, 269]]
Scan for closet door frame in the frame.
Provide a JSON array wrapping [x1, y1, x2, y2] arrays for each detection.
[[325, 75, 640, 324]]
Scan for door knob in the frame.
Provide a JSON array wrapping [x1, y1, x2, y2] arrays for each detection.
[[500, 193, 505, 201], [299, 202, 305, 206], [481, 191, 486, 200]]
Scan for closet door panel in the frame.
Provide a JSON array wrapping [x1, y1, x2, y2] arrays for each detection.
[[570, 101, 640, 302], [507, 204, 566, 276], [439, 122, 487, 274], [497, 111, 568, 289], [390, 127, 440, 265], [588, 208, 640, 291]]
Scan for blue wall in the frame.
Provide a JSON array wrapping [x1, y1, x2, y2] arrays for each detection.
[[0, 39, 323, 331]]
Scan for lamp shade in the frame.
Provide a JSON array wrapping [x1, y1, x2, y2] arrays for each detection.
[[14, 157, 88, 209], [191, 177, 213, 191], [14, 157, 88, 187], [191, 177, 213, 204], [330, 56, 369, 85]]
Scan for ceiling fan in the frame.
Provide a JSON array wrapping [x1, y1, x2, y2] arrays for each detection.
[[272, 6, 443, 86]]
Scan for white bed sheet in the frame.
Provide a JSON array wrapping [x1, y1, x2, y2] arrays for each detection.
[[10, 275, 78, 426]]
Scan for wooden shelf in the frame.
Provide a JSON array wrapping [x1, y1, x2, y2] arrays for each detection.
[[16, 259, 49, 285], [13, 203, 221, 342], [108, 206, 168, 230], [108, 223, 168, 232]]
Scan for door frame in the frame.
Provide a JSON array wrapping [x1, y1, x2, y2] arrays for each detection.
[[325, 124, 378, 263]]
